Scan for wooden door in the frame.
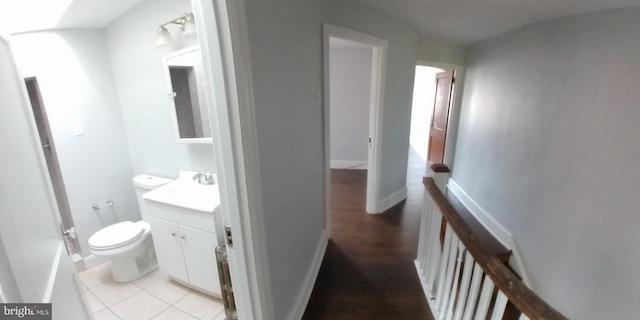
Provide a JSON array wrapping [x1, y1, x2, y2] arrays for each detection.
[[427, 70, 454, 171]]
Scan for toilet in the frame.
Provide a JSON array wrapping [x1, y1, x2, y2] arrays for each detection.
[[88, 174, 173, 282]]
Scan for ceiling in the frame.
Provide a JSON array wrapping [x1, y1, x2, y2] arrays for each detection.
[[1, 0, 639, 44], [355, 0, 640, 45], [0, 0, 146, 36]]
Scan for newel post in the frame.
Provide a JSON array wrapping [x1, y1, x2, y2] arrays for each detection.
[[429, 164, 450, 194]]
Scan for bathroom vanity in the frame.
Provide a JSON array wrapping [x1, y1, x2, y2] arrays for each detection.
[[143, 175, 222, 297]]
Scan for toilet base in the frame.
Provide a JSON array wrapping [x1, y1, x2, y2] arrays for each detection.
[[94, 235, 158, 282]]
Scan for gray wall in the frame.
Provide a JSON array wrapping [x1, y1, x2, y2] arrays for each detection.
[[417, 37, 466, 65], [11, 30, 139, 255], [452, 8, 640, 319], [243, 0, 419, 318], [243, 2, 325, 318], [329, 45, 372, 168], [105, 0, 215, 178]]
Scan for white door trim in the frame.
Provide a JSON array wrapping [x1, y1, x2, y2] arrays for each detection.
[[193, 0, 271, 319], [323, 24, 388, 218]]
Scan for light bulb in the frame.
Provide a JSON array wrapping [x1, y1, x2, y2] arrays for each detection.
[[155, 26, 173, 48]]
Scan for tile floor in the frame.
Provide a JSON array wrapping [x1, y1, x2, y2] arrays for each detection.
[[78, 262, 226, 320]]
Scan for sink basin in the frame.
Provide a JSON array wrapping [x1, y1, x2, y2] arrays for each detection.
[[143, 177, 220, 213]]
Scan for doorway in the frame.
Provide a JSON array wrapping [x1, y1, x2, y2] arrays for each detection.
[[328, 37, 372, 171], [409, 63, 459, 175], [323, 24, 387, 225], [409, 66, 445, 170]]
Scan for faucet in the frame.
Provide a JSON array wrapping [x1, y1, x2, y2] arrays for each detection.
[[192, 171, 215, 185]]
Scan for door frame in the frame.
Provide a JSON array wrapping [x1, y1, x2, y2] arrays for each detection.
[[192, 0, 271, 319], [416, 60, 464, 170], [323, 24, 388, 220]]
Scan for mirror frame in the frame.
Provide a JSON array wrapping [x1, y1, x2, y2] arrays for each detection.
[[163, 45, 213, 144]]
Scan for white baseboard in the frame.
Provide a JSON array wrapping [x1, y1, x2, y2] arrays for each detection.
[[373, 187, 408, 214], [330, 160, 368, 169], [447, 179, 531, 285], [287, 229, 329, 320]]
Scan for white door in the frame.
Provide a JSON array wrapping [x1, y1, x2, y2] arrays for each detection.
[[0, 36, 91, 319]]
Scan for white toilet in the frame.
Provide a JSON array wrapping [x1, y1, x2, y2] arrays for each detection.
[[88, 174, 173, 282]]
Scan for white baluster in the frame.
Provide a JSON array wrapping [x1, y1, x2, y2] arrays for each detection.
[[425, 206, 444, 294], [452, 252, 474, 320], [462, 262, 484, 320], [416, 196, 431, 269], [473, 276, 495, 320], [490, 291, 509, 320], [439, 229, 460, 317], [445, 243, 466, 320], [435, 223, 454, 310]]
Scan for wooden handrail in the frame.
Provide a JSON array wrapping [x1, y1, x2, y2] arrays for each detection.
[[423, 177, 568, 320]]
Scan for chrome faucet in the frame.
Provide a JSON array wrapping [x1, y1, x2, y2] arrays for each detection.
[[192, 171, 215, 185]]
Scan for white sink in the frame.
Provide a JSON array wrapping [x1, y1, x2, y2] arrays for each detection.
[[143, 176, 220, 213]]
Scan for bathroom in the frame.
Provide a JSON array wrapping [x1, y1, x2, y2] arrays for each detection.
[[9, 0, 226, 316]]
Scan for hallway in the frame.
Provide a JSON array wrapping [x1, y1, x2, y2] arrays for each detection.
[[303, 149, 433, 319]]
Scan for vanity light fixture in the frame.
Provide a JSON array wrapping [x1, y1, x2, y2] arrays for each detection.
[[155, 13, 196, 48], [155, 26, 172, 47]]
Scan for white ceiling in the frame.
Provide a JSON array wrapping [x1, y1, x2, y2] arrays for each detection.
[[0, 0, 146, 35], [1, 0, 639, 45], [355, 0, 640, 45]]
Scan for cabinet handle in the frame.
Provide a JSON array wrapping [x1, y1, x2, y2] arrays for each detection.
[[171, 231, 176, 236], [180, 234, 185, 239]]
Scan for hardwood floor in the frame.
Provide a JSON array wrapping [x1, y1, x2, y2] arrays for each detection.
[[302, 149, 434, 320]]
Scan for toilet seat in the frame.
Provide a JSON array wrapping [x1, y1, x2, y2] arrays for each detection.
[[89, 221, 144, 250]]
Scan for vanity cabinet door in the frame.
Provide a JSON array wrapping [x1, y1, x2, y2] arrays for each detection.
[[149, 216, 188, 283], [178, 224, 221, 295]]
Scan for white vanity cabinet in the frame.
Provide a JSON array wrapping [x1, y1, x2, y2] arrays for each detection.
[[146, 201, 222, 296]]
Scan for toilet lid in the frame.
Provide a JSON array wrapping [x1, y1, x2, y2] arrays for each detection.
[[89, 221, 144, 250]]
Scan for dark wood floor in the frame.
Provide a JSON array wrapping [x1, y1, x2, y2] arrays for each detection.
[[302, 149, 434, 319]]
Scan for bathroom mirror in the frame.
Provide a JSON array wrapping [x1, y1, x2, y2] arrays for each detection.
[[164, 45, 212, 143]]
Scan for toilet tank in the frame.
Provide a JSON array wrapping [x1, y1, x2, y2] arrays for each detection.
[[132, 174, 173, 221]]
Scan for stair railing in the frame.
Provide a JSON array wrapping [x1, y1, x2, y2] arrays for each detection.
[[416, 177, 568, 320]]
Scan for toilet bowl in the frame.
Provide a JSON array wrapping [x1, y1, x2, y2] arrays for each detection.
[[88, 174, 172, 282], [88, 221, 155, 282]]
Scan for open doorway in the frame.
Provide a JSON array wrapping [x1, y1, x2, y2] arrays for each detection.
[[409, 66, 445, 173], [328, 37, 372, 171], [409, 64, 457, 175], [323, 24, 388, 228]]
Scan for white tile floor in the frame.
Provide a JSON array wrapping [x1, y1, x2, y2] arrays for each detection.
[[78, 262, 226, 320]]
